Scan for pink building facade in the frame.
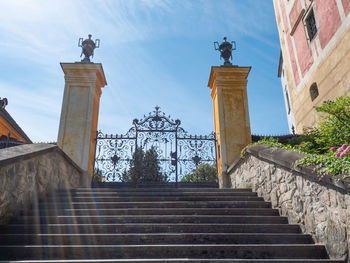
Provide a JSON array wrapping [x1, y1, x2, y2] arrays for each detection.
[[274, 0, 350, 133]]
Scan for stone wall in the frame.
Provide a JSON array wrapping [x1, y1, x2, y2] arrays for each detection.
[[228, 144, 350, 262], [0, 143, 89, 223]]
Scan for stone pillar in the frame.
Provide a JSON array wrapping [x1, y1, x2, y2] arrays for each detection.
[[57, 63, 107, 175], [208, 66, 252, 188]]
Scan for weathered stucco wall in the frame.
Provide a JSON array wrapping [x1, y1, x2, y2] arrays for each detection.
[[0, 143, 89, 223], [57, 63, 106, 175], [274, 0, 350, 133], [208, 66, 252, 188], [228, 144, 350, 262]]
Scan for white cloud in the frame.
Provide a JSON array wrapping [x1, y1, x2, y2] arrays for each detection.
[[0, 0, 288, 143]]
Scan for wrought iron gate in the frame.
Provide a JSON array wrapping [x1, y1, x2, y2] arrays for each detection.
[[94, 106, 217, 182]]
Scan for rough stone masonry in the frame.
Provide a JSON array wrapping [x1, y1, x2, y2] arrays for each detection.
[[229, 144, 350, 261], [0, 143, 87, 224]]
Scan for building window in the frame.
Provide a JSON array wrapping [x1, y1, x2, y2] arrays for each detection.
[[285, 87, 291, 114], [305, 9, 318, 41], [291, 125, 295, 135], [310, 83, 319, 101]]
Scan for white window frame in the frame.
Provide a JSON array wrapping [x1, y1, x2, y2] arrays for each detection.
[[303, 3, 319, 43]]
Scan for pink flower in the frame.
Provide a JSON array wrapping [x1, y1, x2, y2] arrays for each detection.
[[340, 153, 345, 157], [341, 144, 348, 150], [330, 147, 336, 151], [338, 147, 343, 152], [336, 152, 341, 157], [345, 147, 350, 153]]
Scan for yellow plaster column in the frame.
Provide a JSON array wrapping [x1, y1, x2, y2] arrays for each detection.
[[208, 66, 252, 188], [57, 63, 107, 175]]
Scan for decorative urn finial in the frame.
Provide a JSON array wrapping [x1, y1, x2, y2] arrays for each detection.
[[0, 97, 8, 110], [78, 34, 100, 63], [214, 37, 236, 66]]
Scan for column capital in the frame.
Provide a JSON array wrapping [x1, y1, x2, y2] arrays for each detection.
[[60, 63, 107, 88], [208, 66, 251, 88]]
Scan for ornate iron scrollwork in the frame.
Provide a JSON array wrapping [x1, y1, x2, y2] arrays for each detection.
[[95, 107, 217, 182]]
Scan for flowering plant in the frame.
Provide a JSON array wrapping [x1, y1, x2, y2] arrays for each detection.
[[244, 96, 350, 176], [333, 144, 350, 158]]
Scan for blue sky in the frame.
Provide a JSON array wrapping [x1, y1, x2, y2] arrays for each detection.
[[0, 0, 289, 142]]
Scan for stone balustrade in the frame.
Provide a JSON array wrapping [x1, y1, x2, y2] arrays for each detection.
[[228, 144, 350, 261], [0, 143, 89, 223]]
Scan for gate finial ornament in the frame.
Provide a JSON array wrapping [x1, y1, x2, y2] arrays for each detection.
[[78, 34, 100, 63], [214, 37, 236, 66], [0, 97, 8, 110]]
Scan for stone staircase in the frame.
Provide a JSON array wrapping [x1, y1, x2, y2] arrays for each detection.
[[0, 186, 344, 262]]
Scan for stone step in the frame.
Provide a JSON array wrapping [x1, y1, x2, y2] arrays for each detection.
[[38, 200, 271, 209], [1, 186, 336, 262], [0, 233, 313, 245], [11, 215, 288, 225], [29, 207, 280, 216], [72, 188, 251, 192], [0, 260, 344, 263], [43, 196, 264, 203], [0, 223, 302, 234], [0, 259, 344, 263], [91, 182, 220, 189], [52, 191, 258, 197], [0, 244, 329, 260]]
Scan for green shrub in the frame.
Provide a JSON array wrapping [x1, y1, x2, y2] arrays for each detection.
[[92, 169, 104, 182], [313, 96, 350, 152], [242, 96, 350, 176], [181, 163, 217, 183], [295, 152, 350, 177]]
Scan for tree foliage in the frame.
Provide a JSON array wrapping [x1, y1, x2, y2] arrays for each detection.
[[122, 146, 168, 183], [181, 163, 218, 182], [143, 147, 165, 182], [313, 96, 350, 152], [92, 169, 103, 182], [287, 96, 350, 154], [128, 147, 144, 183], [242, 96, 350, 176]]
